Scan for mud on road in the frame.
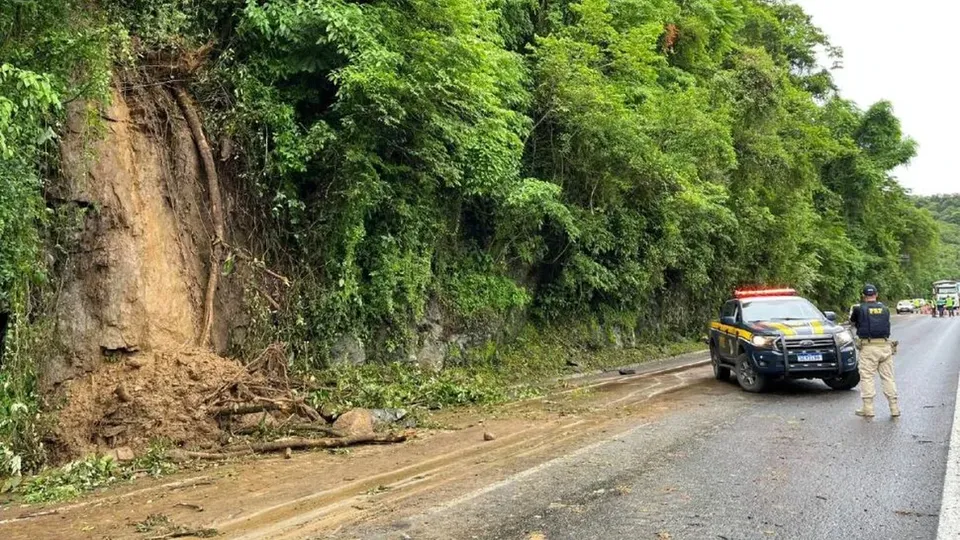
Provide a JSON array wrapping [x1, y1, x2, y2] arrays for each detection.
[[0, 358, 720, 540]]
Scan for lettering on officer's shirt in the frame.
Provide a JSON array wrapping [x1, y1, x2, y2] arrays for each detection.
[[869, 308, 883, 315]]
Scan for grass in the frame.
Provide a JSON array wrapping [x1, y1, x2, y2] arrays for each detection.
[[6, 441, 178, 504]]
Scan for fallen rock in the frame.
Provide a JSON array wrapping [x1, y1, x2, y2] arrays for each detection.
[[483, 431, 496, 441], [114, 383, 133, 403], [332, 408, 375, 436], [618, 368, 637, 375], [107, 446, 136, 462], [234, 412, 279, 431], [284, 447, 292, 459], [370, 408, 407, 426]]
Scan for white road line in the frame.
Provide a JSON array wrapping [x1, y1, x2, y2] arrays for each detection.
[[936, 319, 960, 539]]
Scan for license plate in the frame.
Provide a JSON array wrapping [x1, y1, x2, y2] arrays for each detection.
[[797, 353, 823, 363]]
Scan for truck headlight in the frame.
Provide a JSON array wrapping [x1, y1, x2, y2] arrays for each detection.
[[836, 330, 854, 346], [752, 335, 779, 349]]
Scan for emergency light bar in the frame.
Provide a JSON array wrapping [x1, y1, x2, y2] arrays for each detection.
[[734, 288, 797, 299]]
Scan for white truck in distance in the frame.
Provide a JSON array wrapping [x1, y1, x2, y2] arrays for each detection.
[[933, 280, 959, 316]]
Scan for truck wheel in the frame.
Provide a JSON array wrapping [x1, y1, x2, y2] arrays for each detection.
[[823, 371, 860, 391], [711, 345, 731, 381], [736, 353, 768, 393]]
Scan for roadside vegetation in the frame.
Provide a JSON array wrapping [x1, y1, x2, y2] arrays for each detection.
[[915, 195, 960, 287], [312, 328, 704, 413], [0, 0, 949, 481]]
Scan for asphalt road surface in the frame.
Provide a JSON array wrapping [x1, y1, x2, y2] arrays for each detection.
[[353, 315, 960, 540]]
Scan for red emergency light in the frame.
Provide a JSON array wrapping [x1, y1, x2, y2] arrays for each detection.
[[734, 287, 797, 299]]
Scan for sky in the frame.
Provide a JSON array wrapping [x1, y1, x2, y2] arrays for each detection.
[[796, 0, 958, 195]]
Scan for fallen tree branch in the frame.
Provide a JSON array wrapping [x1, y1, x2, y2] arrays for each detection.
[[232, 423, 344, 437], [167, 433, 408, 461], [173, 85, 225, 349], [210, 402, 283, 417]]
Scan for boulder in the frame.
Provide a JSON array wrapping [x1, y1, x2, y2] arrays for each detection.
[[332, 408, 375, 436], [106, 446, 136, 462], [330, 334, 365, 366]]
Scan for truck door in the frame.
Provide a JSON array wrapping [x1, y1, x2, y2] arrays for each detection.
[[719, 301, 739, 360]]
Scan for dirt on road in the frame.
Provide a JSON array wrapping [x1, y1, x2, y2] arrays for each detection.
[[0, 360, 724, 540]]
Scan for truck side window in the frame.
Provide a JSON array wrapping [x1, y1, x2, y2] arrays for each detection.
[[721, 301, 737, 319]]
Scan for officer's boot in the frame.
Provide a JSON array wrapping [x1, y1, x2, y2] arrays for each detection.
[[856, 398, 875, 417], [889, 397, 901, 418]]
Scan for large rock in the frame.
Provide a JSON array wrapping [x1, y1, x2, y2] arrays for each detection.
[[370, 408, 407, 425], [415, 335, 446, 372], [329, 334, 365, 366], [332, 408, 375, 436], [106, 446, 135, 462]]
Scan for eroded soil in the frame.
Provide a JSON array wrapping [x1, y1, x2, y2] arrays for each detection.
[[0, 361, 721, 540]]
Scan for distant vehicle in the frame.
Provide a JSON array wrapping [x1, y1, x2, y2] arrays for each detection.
[[933, 280, 959, 317], [896, 300, 915, 314], [708, 288, 859, 393]]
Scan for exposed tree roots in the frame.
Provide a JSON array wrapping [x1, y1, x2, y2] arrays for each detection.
[[172, 85, 224, 349]]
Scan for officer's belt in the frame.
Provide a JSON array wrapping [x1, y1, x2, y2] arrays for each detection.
[[860, 338, 890, 344]]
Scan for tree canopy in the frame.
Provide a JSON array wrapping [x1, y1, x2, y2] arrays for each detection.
[[0, 0, 947, 360]]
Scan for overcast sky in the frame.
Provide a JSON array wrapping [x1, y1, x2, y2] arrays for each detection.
[[796, 0, 957, 195]]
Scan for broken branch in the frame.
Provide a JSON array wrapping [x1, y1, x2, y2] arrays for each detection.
[[210, 402, 283, 417]]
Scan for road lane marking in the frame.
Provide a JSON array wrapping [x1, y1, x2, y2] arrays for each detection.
[[936, 319, 960, 539]]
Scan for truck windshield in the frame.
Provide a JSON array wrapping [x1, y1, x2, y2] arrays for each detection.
[[741, 297, 824, 322], [936, 285, 958, 295]]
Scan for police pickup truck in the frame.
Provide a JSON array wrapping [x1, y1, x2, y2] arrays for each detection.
[[708, 288, 859, 393]]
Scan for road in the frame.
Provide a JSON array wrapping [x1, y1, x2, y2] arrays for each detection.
[[342, 315, 960, 540]]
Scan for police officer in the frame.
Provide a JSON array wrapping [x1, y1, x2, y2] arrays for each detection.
[[948, 295, 956, 317], [849, 284, 899, 418]]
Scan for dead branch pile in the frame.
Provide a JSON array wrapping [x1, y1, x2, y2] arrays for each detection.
[[204, 342, 322, 431], [172, 343, 410, 460]]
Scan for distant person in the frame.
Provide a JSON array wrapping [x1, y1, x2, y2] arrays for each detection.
[[849, 284, 899, 418], [948, 296, 957, 317], [937, 297, 947, 318]]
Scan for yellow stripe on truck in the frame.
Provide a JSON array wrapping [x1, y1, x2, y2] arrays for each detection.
[[810, 320, 824, 335], [710, 322, 753, 342]]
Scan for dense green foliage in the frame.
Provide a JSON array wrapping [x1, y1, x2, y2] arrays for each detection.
[[915, 194, 960, 286], [181, 0, 936, 348], [1, 0, 948, 365], [0, 1, 121, 474]]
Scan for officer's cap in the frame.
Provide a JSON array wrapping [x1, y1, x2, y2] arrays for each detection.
[[862, 283, 878, 296]]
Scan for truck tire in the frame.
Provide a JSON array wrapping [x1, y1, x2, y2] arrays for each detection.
[[823, 370, 860, 391], [735, 352, 768, 393], [711, 345, 731, 381]]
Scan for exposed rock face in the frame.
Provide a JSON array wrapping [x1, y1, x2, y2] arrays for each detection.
[[329, 334, 366, 366], [49, 84, 236, 386]]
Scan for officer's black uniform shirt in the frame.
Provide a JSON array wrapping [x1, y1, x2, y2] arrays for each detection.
[[850, 301, 891, 339]]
